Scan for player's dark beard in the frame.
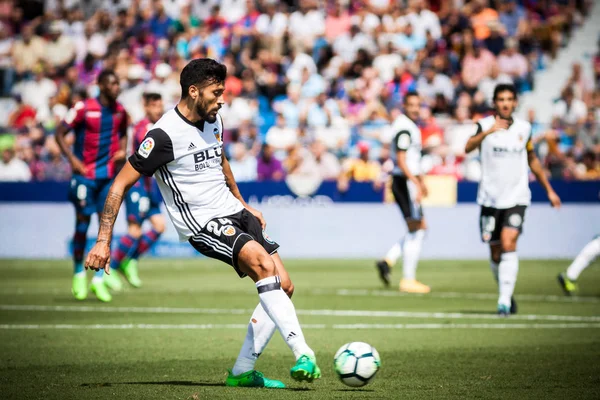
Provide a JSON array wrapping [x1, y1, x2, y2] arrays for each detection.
[[195, 98, 217, 123]]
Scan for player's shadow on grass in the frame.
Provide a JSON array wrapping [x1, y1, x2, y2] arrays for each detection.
[[336, 389, 376, 392], [81, 381, 224, 388], [457, 310, 498, 315], [82, 382, 311, 391]]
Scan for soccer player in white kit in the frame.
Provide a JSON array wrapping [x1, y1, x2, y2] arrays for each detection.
[[376, 92, 431, 293], [558, 235, 600, 295], [84, 59, 320, 388], [465, 84, 561, 316]]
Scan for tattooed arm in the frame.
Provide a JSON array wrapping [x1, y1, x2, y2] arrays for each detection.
[[221, 151, 267, 228], [85, 162, 142, 273]]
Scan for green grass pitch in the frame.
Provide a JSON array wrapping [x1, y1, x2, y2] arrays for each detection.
[[0, 258, 599, 399]]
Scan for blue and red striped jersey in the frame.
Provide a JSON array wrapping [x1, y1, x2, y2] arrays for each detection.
[[63, 98, 128, 180]]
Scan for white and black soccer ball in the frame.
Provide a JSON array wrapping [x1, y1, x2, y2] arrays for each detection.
[[333, 342, 381, 387]]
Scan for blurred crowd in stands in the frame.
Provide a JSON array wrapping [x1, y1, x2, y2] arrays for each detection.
[[0, 0, 598, 185]]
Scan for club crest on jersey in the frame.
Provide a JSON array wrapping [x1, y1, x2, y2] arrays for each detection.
[[223, 226, 236, 236], [138, 137, 155, 158], [213, 127, 220, 142]]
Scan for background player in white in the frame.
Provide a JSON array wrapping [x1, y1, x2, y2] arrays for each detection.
[[465, 84, 561, 316], [557, 235, 600, 295], [84, 58, 320, 388], [376, 92, 431, 294]]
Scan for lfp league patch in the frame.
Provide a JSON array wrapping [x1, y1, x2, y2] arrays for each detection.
[[138, 137, 155, 158]]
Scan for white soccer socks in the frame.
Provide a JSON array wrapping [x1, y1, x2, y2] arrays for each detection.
[[566, 237, 600, 281], [232, 303, 277, 376], [402, 229, 425, 280], [256, 276, 314, 360], [384, 242, 402, 267], [498, 252, 519, 307]]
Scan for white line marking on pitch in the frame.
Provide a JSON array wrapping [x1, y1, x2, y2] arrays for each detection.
[[331, 289, 600, 304], [0, 323, 598, 330], [1, 287, 597, 304], [1, 304, 599, 322]]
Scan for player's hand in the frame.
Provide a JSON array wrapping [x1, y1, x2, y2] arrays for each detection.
[[70, 158, 88, 175], [111, 150, 126, 162], [490, 116, 509, 133], [247, 206, 266, 229], [85, 241, 111, 274], [548, 190, 562, 209], [420, 180, 428, 199], [413, 179, 423, 203]]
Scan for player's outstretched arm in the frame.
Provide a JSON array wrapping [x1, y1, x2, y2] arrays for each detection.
[[527, 149, 561, 208], [85, 162, 142, 273], [55, 121, 87, 175], [221, 152, 267, 228]]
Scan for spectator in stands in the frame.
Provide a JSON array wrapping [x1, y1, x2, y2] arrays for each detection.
[[310, 140, 341, 181], [44, 22, 76, 74], [393, 22, 426, 61], [574, 150, 600, 180], [566, 62, 594, 105], [416, 60, 454, 111], [12, 63, 57, 124], [462, 39, 496, 94], [478, 63, 513, 108], [150, 1, 173, 39], [229, 142, 258, 182], [334, 23, 377, 64], [445, 106, 475, 157], [32, 136, 71, 181], [257, 143, 285, 182], [0, 22, 14, 96], [484, 20, 506, 56], [7, 94, 36, 129], [578, 109, 600, 153], [470, 0, 499, 41], [553, 86, 587, 129], [497, 37, 530, 92], [304, 91, 340, 130], [0, 135, 31, 182], [255, 0, 288, 55], [373, 41, 403, 83], [266, 114, 298, 152], [406, 0, 442, 41], [499, 0, 526, 38], [11, 24, 45, 79], [338, 141, 381, 192]]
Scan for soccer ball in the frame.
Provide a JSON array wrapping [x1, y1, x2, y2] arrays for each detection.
[[333, 342, 381, 387]]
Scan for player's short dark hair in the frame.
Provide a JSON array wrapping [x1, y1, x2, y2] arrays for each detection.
[[143, 92, 162, 103], [180, 58, 227, 98], [403, 91, 419, 104], [97, 69, 117, 85], [493, 84, 517, 101]]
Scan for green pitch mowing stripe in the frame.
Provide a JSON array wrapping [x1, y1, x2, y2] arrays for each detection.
[[2, 323, 600, 330], [2, 304, 599, 322]]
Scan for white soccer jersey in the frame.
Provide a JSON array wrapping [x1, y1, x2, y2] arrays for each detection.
[[476, 115, 533, 208], [129, 108, 244, 241], [390, 114, 422, 177]]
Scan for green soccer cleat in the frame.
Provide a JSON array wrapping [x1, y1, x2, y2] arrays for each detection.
[[225, 370, 285, 389], [497, 304, 510, 317], [103, 269, 123, 292], [71, 275, 88, 300], [557, 273, 577, 296], [90, 280, 112, 302], [121, 259, 142, 288], [290, 354, 321, 383]]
